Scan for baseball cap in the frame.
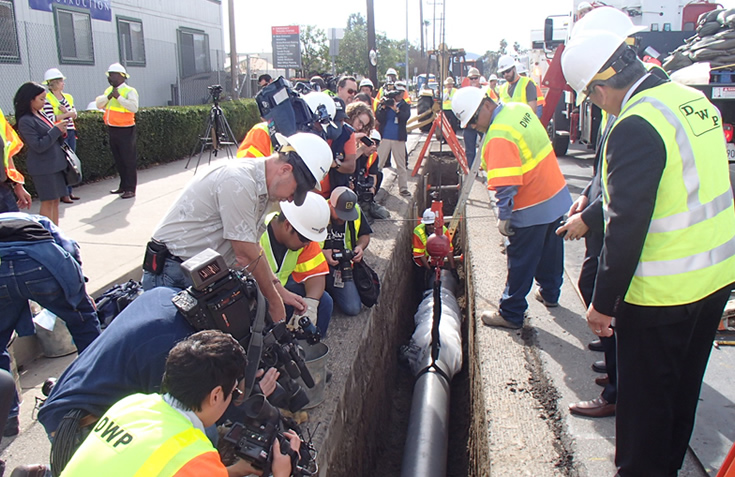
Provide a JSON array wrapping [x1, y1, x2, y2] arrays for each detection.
[[333, 97, 348, 122], [330, 186, 359, 221], [422, 209, 436, 225]]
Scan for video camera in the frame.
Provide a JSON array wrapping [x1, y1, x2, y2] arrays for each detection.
[[332, 248, 355, 282], [223, 394, 317, 476], [172, 249, 318, 412], [256, 77, 314, 137], [208, 84, 223, 102], [380, 89, 403, 108], [353, 174, 376, 203]]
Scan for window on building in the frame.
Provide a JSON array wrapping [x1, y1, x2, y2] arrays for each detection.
[[0, 0, 20, 63], [177, 28, 210, 78], [117, 16, 145, 66], [53, 6, 94, 65]]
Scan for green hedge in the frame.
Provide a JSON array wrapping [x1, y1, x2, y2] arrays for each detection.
[[8, 99, 259, 196]]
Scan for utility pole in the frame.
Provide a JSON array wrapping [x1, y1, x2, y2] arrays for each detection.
[[367, 0, 378, 88], [228, 0, 238, 99], [405, 0, 410, 81], [419, 0, 424, 56]]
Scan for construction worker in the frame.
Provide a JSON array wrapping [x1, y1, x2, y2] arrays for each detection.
[[463, 68, 483, 167], [412, 209, 455, 270], [497, 55, 538, 112], [517, 63, 545, 118], [236, 121, 272, 158], [359, 78, 374, 96], [260, 192, 333, 336], [442, 77, 459, 131], [374, 67, 399, 106], [562, 7, 735, 475], [323, 187, 372, 316], [487, 74, 500, 101], [451, 87, 571, 330], [143, 132, 331, 325], [0, 108, 31, 212], [95, 63, 139, 199], [57, 330, 295, 477]]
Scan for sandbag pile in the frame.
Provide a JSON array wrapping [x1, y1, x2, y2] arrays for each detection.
[[663, 8, 735, 73]]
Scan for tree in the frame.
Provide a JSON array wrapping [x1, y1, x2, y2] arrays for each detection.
[[298, 25, 329, 78], [513, 41, 526, 55], [335, 13, 369, 75], [499, 39, 508, 55]]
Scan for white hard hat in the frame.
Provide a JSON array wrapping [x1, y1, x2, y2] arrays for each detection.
[[396, 80, 407, 90], [577, 1, 593, 14], [562, 29, 629, 105], [451, 87, 486, 128], [280, 192, 330, 242], [303, 91, 336, 123], [444, 77, 455, 85], [276, 132, 332, 204], [386, 67, 398, 77], [422, 209, 436, 225], [497, 55, 517, 74], [43, 68, 65, 84], [106, 62, 129, 78], [488, 74, 498, 81], [359, 78, 374, 89], [516, 63, 529, 75], [369, 129, 382, 141], [467, 67, 481, 77], [571, 6, 646, 39]]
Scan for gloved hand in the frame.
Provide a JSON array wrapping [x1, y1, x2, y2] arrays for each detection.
[[497, 219, 515, 237]]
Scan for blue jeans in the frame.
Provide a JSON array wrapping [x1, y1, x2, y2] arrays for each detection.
[[0, 183, 19, 214], [0, 256, 100, 417], [463, 127, 478, 168], [141, 258, 191, 291], [325, 266, 362, 316], [284, 277, 333, 337], [499, 218, 564, 326]]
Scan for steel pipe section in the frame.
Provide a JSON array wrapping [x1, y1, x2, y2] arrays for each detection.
[[401, 270, 463, 477]]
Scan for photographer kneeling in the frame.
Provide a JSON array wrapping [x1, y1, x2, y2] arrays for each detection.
[[60, 330, 297, 477], [323, 187, 372, 316]]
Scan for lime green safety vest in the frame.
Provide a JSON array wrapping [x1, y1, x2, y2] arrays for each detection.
[[45, 91, 74, 117], [602, 81, 735, 306], [499, 76, 532, 105], [338, 203, 362, 251], [442, 88, 455, 110], [413, 223, 448, 256], [60, 394, 218, 477], [103, 84, 136, 127], [260, 213, 324, 286]]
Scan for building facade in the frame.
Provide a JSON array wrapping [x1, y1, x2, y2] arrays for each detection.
[[0, 0, 226, 112]]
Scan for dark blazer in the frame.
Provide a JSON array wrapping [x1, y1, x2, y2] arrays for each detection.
[[16, 114, 66, 175]]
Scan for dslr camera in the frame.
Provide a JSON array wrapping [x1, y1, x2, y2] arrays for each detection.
[[332, 248, 355, 281], [381, 89, 403, 108], [224, 393, 317, 476], [352, 173, 375, 203]]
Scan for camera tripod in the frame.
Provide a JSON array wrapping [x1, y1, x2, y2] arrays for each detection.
[[186, 89, 238, 172]]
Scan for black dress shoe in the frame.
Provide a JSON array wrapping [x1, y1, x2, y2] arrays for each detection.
[[70, 194, 81, 200], [120, 191, 136, 199], [588, 339, 604, 352], [592, 360, 607, 374], [595, 376, 610, 387], [569, 395, 616, 418], [110, 189, 123, 194]]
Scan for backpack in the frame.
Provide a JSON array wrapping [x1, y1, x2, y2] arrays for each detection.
[[352, 259, 380, 307], [94, 280, 144, 328]]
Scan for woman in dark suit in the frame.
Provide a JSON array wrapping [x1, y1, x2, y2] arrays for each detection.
[[14, 82, 68, 224]]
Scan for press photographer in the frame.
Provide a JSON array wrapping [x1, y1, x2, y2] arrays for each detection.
[[323, 187, 373, 316], [36, 249, 317, 476], [375, 86, 411, 197]]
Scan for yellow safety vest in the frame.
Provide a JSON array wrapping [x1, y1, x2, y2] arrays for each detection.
[[413, 223, 449, 256], [602, 81, 735, 306], [60, 394, 220, 477], [103, 84, 136, 127], [260, 213, 326, 286], [1, 109, 24, 184], [442, 88, 455, 110], [334, 203, 362, 251], [45, 92, 75, 117], [499, 76, 532, 105]]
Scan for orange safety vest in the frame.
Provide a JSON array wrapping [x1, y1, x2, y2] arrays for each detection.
[[535, 83, 545, 106], [1, 110, 24, 184], [237, 122, 273, 158], [103, 84, 136, 127], [480, 102, 566, 210]]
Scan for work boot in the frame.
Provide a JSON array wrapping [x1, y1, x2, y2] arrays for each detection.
[[369, 201, 390, 219], [480, 310, 522, 329]]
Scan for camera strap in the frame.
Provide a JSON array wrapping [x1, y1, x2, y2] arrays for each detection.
[[243, 285, 267, 398]]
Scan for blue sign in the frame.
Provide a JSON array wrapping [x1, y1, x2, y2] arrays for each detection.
[[28, 0, 112, 22]]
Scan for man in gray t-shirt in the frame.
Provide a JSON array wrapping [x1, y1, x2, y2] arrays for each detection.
[[142, 133, 332, 323]]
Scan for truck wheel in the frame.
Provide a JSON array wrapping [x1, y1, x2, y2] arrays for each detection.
[[417, 96, 434, 133], [553, 134, 570, 157]]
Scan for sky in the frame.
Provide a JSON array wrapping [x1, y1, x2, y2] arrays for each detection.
[[226, 0, 735, 61]]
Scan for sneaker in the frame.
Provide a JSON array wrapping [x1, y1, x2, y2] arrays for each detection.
[[3, 416, 18, 437], [400, 190, 411, 197], [534, 289, 559, 308], [480, 310, 522, 329]]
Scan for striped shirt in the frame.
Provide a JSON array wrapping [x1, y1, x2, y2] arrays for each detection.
[[43, 94, 75, 130]]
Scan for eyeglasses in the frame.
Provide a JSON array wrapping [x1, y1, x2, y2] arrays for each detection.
[[231, 381, 243, 400], [468, 101, 484, 126], [346, 89, 357, 95], [293, 227, 310, 244], [582, 82, 599, 98], [469, 76, 480, 80]]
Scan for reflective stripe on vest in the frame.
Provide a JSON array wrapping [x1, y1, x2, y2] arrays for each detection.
[[486, 87, 499, 102], [341, 203, 362, 251], [259, 213, 326, 286], [46, 92, 74, 116], [499, 76, 531, 104], [413, 224, 449, 255], [60, 394, 216, 477], [237, 122, 272, 158], [103, 85, 136, 127], [480, 102, 566, 210], [601, 81, 735, 306], [1, 111, 24, 184]]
